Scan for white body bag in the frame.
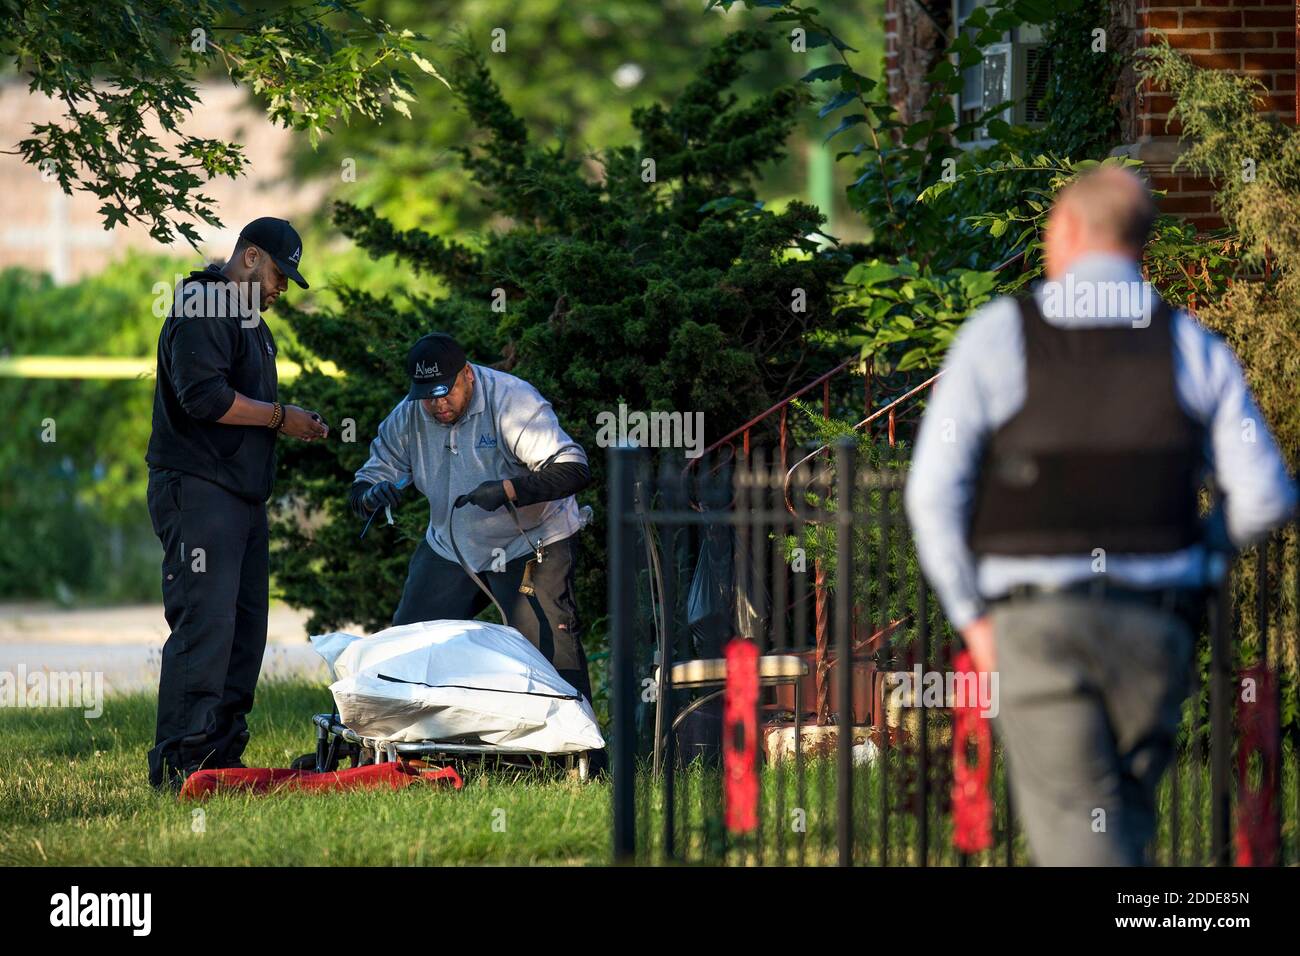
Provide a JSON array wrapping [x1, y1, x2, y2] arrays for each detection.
[[311, 619, 605, 753]]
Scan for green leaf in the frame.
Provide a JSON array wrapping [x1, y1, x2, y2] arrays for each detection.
[[409, 51, 448, 88], [805, 31, 858, 53], [823, 113, 867, 143], [843, 260, 898, 288], [840, 71, 876, 95], [818, 90, 857, 118], [984, 117, 1012, 140], [916, 179, 954, 204], [801, 63, 848, 83], [926, 59, 956, 83], [898, 347, 929, 371], [902, 120, 932, 146]]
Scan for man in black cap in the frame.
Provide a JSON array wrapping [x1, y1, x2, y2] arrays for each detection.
[[350, 333, 596, 704], [144, 217, 329, 790]]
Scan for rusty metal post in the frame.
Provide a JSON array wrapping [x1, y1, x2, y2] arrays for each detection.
[[835, 438, 855, 866], [815, 558, 830, 725]]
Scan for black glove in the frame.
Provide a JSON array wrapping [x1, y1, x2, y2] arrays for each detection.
[[454, 480, 508, 512], [361, 480, 405, 514]]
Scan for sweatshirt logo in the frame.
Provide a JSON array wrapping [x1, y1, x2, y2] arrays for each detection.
[[415, 361, 441, 378], [477, 433, 497, 448]]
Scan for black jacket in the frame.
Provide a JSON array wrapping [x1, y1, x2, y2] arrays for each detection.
[[145, 267, 279, 502]]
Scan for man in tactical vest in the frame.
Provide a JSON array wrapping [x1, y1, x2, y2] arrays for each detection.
[[906, 166, 1297, 865]]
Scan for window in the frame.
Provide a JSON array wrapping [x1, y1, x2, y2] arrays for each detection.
[[952, 1, 1052, 146]]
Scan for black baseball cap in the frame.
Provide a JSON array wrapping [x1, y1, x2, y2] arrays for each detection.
[[239, 217, 308, 289], [406, 333, 467, 400]]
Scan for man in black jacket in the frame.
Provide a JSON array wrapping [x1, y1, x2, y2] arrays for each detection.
[[145, 217, 328, 790]]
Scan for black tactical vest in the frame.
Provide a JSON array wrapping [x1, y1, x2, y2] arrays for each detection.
[[967, 295, 1204, 556]]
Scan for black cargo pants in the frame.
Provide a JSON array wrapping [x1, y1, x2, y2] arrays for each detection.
[[391, 534, 594, 704], [146, 469, 269, 789]]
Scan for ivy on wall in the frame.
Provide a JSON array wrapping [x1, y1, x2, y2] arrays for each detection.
[[1028, 0, 1126, 161]]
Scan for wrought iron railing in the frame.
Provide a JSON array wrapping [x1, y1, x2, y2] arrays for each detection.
[[607, 444, 1298, 866]]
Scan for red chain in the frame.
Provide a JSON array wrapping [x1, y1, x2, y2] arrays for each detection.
[[951, 649, 993, 854], [1234, 662, 1280, 867], [724, 637, 760, 834]]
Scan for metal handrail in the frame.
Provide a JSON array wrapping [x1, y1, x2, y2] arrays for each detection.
[[782, 371, 943, 517], [771, 247, 1031, 515], [684, 355, 866, 480], [686, 249, 1026, 486]]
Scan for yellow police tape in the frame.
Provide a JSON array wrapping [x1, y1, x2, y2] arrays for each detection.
[[0, 356, 341, 381]]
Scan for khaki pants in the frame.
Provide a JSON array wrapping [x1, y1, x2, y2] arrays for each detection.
[[990, 593, 1193, 866]]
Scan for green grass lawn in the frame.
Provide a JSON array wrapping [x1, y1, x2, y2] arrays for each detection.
[[4, 678, 1292, 866], [0, 679, 611, 866]]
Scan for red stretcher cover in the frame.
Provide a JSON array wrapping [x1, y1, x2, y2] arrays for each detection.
[[179, 761, 463, 800]]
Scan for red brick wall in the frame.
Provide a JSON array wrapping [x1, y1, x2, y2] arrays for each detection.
[[882, 0, 948, 124], [1136, 0, 1296, 230], [885, 0, 900, 98], [881, 0, 1298, 233]]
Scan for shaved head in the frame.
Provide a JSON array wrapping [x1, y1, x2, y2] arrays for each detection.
[[1044, 166, 1156, 279], [1056, 166, 1156, 250]]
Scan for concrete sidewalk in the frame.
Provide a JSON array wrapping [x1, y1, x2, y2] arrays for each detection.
[[0, 602, 331, 695]]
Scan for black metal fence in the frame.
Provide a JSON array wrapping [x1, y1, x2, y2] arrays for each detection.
[[607, 443, 1299, 866]]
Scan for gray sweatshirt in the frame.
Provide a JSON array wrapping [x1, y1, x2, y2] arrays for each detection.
[[355, 364, 589, 571]]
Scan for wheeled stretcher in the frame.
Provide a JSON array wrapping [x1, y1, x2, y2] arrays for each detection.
[[306, 711, 592, 780], [304, 618, 605, 782]]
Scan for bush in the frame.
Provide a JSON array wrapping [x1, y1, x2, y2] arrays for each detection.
[[273, 31, 858, 649], [0, 255, 189, 604]]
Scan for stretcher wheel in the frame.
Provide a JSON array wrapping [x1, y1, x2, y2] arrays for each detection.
[[565, 752, 590, 782], [290, 752, 318, 772]]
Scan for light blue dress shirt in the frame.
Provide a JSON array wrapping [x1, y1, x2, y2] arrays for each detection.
[[904, 253, 1298, 630]]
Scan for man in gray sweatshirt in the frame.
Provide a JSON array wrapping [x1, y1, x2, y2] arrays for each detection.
[[350, 333, 595, 702]]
